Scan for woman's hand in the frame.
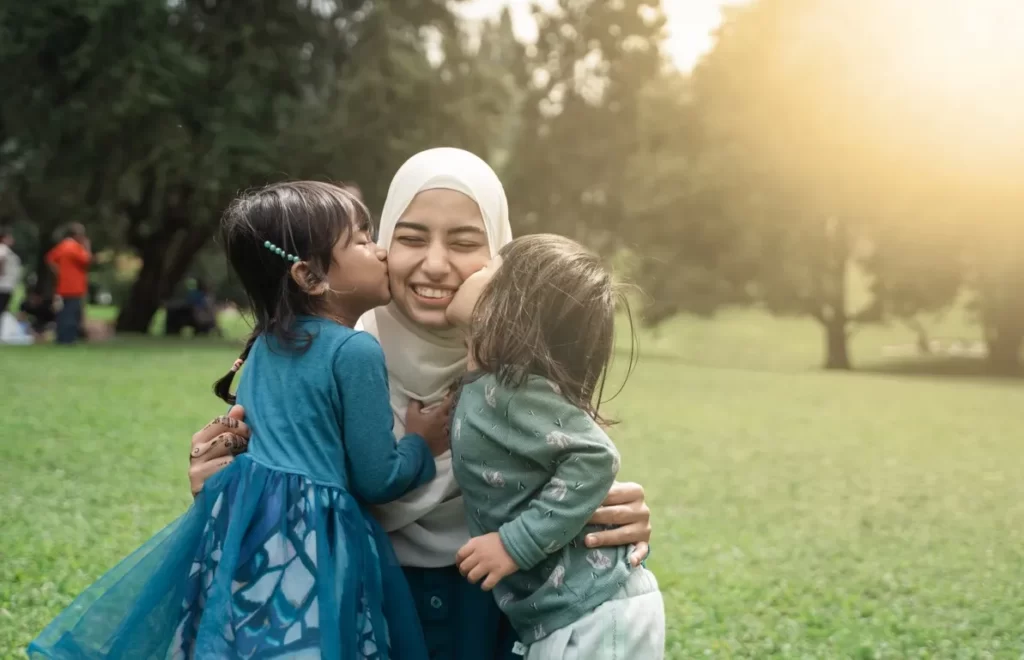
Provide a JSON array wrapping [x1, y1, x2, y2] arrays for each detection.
[[585, 481, 652, 567], [189, 405, 251, 496], [406, 395, 453, 457]]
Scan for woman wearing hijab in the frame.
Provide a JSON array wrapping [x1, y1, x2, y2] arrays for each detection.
[[188, 148, 653, 658]]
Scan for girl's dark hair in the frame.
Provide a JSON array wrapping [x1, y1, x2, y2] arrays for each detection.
[[213, 181, 372, 404], [469, 234, 637, 424]]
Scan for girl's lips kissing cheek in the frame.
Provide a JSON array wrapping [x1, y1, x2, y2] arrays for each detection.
[[410, 284, 456, 307]]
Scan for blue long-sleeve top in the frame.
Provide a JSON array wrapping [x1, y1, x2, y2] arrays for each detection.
[[235, 317, 435, 503]]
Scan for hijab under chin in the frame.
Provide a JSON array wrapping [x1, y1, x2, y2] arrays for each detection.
[[356, 148, 514, 560]]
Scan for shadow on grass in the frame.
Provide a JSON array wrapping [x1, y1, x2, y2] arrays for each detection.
[[617, 347, 1024, 384], [1, 334, 246, 354], [615, 347, 687, 364], [860, 356, 1024, 381], [107, 334, 244, 349]]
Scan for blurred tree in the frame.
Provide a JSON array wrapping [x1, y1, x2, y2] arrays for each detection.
[[674, 0, 868, 368], [870, 0, 1024, 372], [427, 7, 526, 169], [624, 72, 757, 325], [0, 0, 511, 333], [503, 0, 667, 254], [679, 0, 999, 370]]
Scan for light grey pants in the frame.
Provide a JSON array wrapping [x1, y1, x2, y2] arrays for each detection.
[[525, 568, 665, 660]]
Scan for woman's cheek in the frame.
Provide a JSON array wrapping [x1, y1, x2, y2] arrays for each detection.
[[385, 248, 413, 287], [451, 251, 492, 284]]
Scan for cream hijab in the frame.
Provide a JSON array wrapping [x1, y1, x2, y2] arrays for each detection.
[[359, 148, 513, 566]]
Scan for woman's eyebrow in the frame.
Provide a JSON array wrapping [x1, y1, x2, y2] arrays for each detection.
[[394, 221, 429, 232], [448, 225, 486, 237]]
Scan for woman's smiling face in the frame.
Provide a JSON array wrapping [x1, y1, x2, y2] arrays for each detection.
[[386, 188, 491, 330]]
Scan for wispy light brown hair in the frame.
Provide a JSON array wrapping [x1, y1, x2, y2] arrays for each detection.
[[469, 233, 636, 423]]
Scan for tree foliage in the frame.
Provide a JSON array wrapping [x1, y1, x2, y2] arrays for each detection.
[[0, 0, 511, 331], [660, 0, 1024, 371], [504, 0, 666, 252], [2, 0, 1020, 372]]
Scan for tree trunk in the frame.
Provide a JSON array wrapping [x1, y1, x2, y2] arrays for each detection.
[[818, 215, 853, 370], [34, 241, 57, 295], [984, 327, 1023, 374], [822, 317, 851, 370], [115, 249, 166, 333], [115, 226, 213, 334]]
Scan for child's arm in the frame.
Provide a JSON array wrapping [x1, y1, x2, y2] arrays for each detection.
[[458, 378, 620, 588], [498, 383, 620, 569], [335, 332, 439, 504]]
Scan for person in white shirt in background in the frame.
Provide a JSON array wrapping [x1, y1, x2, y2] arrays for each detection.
[[0, 225, 32, 344], [0, 226, 21, 316]]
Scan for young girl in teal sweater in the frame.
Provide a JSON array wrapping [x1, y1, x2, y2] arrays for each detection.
[[445, 234, 665, 659]]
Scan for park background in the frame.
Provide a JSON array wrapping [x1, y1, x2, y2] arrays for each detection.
[[1, 0, 1022, 657]]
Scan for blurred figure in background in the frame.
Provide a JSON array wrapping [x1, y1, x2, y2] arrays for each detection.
[[185, 277, 218, 336], [46, 223, 92, 345], [0, 225, 21, 316], [18, 288, 56, 340], [165, 278, 219, 337]]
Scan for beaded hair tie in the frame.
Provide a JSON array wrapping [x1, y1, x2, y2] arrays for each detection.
[[263, 240, 300, 263]]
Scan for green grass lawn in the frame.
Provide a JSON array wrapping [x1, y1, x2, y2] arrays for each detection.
[[1, 309, 1022, 658]]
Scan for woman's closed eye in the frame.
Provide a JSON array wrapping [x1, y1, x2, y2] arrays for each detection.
[[395, 234, 427, 246]]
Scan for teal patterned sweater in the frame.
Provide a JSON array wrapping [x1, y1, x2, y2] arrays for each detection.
[[450, 371, 633, 644]]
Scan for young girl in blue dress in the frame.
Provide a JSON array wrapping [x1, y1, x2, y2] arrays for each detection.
[[28, 181, 450, 659]]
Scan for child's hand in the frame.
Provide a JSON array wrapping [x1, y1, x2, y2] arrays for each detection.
[[456, 532, 519, 591], [406, 395, 452, 456]]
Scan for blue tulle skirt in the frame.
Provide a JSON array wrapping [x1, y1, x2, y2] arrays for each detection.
[[28, 455, 428, 659]]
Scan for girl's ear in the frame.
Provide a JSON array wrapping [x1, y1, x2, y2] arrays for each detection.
[[290, 262, 328, 296]]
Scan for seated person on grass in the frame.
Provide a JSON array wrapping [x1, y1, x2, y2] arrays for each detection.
[[19, 289, 56, 339]]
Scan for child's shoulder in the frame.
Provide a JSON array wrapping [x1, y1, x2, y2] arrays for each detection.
[[323, 324, 383, 364], [523, 373, 566, 396], [296, 317, 367, 342], [276, 318, 382, 362], [465, 371, 560, 391], [512, 373, 567, 399], [467, 371, 572, 411]]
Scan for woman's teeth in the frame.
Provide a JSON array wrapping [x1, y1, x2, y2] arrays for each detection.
[[412, 286, 452, 300]]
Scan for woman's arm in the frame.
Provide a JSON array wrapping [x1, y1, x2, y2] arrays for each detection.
[[188, 405, 251, 496]]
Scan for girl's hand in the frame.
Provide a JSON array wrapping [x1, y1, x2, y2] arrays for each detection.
[[406, 395, 452, 456], [456, 533, 519, 591], [189, 405, 251, 496], [585, 481, 652, 567]]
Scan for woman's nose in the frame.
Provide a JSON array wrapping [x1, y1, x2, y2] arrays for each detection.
[[375, 247, 387, 261], [421, 243, 451, 279]]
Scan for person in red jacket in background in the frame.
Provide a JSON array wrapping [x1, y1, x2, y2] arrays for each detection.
[[46, 223, 92, 345]]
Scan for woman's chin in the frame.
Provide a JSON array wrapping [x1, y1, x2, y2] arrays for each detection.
[[402, 305, 454, 330], [392, 292, 457, 330], [409, 309, 455, 330]]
